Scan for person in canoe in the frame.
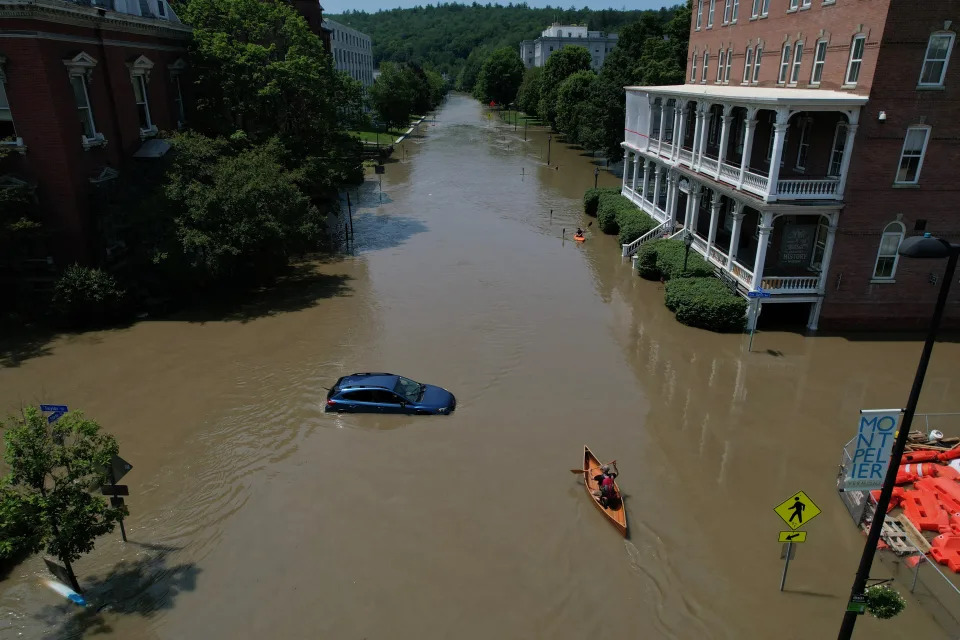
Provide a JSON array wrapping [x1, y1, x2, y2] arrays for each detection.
[[592, 463, 619, 508]]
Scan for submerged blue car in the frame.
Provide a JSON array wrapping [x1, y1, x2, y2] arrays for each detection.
[[325, 373, 456, 415]]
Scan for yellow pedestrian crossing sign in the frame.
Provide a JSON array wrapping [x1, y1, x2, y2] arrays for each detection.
[[774, 491, 821, 530], [778, 531, 807, 543]]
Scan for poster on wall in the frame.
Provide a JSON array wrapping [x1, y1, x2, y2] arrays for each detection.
[[780, 223, 816, 265]]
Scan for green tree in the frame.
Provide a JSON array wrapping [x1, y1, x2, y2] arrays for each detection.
[[516, 66, 543, 116], [455, 45, 490, 92], [473, 47, 525, 105], [369, 62, 417, 130], [0, 408, 125, 592], [537, 46, 592, 129], [555, 70, 598, 145]]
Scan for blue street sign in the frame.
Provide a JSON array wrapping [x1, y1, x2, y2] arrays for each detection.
[[47, 411, 65, 424], [40, 404, 68, 413], [748, 290, 772, 298]]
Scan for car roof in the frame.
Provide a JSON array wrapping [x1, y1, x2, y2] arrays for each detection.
[[338, 373, 399, 390]]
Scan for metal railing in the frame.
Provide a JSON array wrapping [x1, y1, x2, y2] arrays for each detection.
[[622, 221, 667, 257], [836, 417, 960, 635]]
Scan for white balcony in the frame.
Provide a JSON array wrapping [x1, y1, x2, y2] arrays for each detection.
[[761, 275, 820, 294], [623, 85, 866, 204]]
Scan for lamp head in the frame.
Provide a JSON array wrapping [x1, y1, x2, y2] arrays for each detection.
[[898, 233, 954, 259]]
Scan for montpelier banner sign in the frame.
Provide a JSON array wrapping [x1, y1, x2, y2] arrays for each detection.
[[844, 409, 902, 491]]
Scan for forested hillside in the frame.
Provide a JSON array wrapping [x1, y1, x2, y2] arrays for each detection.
[[328, 3, 679, 79]]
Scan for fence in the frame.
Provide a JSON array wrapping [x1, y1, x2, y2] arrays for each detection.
[[835, 412, 960, 635]]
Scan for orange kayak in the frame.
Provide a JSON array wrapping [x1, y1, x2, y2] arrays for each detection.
[[574, 234, 586, 242], [583, 445, 627, 536]]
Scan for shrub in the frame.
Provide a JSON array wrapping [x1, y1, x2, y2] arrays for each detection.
[[865, 584, 906, 620], [595, 191, 623, 234], [51, 265, 127, 329], [617, 210, 657, 245], [664, 277, 746, 333], [636, 243, 660, 280], [582, 186, 619, 217], [650, 238, 715, 280]]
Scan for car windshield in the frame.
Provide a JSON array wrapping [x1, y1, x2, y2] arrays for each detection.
[[394, 376, 423, 403]]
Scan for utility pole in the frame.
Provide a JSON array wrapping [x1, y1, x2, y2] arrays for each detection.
[[547, 134, 552, 166]]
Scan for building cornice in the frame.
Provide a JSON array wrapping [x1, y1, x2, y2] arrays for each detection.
[[0, 0, 192, 39]]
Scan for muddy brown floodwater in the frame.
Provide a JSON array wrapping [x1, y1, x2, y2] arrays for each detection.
[[2, 94, 959, 639]]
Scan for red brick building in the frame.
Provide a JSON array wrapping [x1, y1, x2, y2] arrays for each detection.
[[0, 0, 191, 265], [620, 0, 959, 330]]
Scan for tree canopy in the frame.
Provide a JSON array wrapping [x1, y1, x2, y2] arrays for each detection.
[[473, 47, 525, 106], [537, 46, 593, 130]]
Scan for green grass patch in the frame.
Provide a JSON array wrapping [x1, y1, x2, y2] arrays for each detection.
[[350, 128, 408, 143], [498, 109, 542, 126]]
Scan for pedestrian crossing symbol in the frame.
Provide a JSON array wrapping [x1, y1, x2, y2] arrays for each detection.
[[774, 490, 821, 530]]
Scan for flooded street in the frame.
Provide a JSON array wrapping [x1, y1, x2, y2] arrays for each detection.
[[3, 93, 959, 638]]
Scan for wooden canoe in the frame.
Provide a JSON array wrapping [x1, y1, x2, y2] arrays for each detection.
[[583, 445, 627, 536]]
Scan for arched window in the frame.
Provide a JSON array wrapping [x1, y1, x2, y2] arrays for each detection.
[[873, 222, 905, 280]]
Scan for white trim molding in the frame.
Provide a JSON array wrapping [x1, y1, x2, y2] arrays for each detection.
[[63, 50, 97, 81]]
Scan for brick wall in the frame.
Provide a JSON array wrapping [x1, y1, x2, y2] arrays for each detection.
[[819, 1, 960, 330], [687, 0, 892, 93], [0, 17, 188, 263]]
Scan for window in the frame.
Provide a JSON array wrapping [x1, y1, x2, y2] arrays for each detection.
[[895, 126, 930, 184], [342, 390, 375, 402], [828, 122, 848, 176], [708, 0, 715, 27], [732, 0, 739, 20], [810, 40, 827, 84], [717, 50, 725, 82], [753, 45, 763, 82], [873, 222, 905, 280], [801, 0, 811, 6], [697, 0, 703, 28], [723, 0, 731, 23], [778, 43, 791, 83], [725, 48, 733, 82], [751, 0, 760, 18], [692, 52, 698, 81], [70, 75, 98, 141], [762, 0, 770, 15], [796, 118, 810, 169], [845, 35, 865, 85], [702, 52, 709, 82], [664, 101, 675, 141], [790, 42, 803, 83], [743, 46, 753, 82], [132, 75, 153, 133], [789, 0, 798, 8], [709, 109, 721, 144], [919, 33, 955, 86], [172, 75, 185, 127], [811, 220, 828, 269], [0, 75, 16, 141]]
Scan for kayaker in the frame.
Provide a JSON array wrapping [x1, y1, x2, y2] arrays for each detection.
[[576, 227, 584, 237], [592, 463, 619, 508]]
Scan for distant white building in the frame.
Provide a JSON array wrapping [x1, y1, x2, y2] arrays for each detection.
[[325, 19, 374, 87], [520, 24, 618, 71]]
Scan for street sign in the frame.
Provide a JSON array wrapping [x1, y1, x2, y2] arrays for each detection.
[[110, 496, 125, 508], [846, 594, 867, 615], [747, 289, 772, 298], [109, 455, 133, 483], [779, 531, 807, 543], [100, 485, 129, 496], [843, 409, 901, 491], [47, 411, 65, 424], [774, 490, 822, 530], [39, 404, 68, 413]]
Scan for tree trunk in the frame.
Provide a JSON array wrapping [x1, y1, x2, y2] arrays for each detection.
[[62, 556, 81, 593]]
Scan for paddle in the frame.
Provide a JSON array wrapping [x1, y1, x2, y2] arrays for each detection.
[[569, 459, 616, 474]]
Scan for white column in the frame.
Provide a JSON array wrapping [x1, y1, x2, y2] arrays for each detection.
[[836, 122, 859, 197], [750, 211, 774, 290], [653, 165, 662, 211], [718, 105, 733, 170], [737, 112, 757, 189], [690, 186, 703, 234], [669, 177, 683, 231], [706, 192, 722, 258], [657, 102, 668, 155], [621, 151, 630, 190], [670, 102, 682, 156], [697, 104, 711, 170], [682, 185, 695, 229], [807, 299, 824, 331], [674, 104, 688, 162], [692, 102, 705, 169], [816, 214, 840, 294], [768, 109, 789, 201], [631, 153, 641, 192], [726, 205, 745, 269], [664, 172, 676, 224], [641, 160, 651, 203]]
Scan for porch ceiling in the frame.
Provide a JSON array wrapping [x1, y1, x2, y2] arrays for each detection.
[[625, 84, 868, 109]]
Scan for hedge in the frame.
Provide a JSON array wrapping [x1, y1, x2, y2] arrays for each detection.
[[664, 277, 747, 333], [593, 191, 656, 244], [636, 238, 714, 281], [51, 264, 127, 329], [583, 187, 620, 217]]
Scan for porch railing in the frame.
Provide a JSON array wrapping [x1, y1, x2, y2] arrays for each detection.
[[719, 162, 739, 182], [741, 170, 769, 196], [691, 234, 708, 254], [708, 246, 727, 267], [678, 148, 693, 166], [658, 142, 674, 158], [730, 261, 753, 286], [761, 275, 820, 293], [776, 177, 840, 199], [622, 221, 668, 257], [700, 156, 719, 174]]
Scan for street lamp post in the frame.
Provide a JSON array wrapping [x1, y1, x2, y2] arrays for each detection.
[[594, 166, 599, 189], [837, 233, 960, 639], [547, 135, 552, 166], [683, 230, 694, 273]]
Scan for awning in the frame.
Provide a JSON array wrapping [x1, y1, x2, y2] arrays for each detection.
[[133, 138, 171, 159]]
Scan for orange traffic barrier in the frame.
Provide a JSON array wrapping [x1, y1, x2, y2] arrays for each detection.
[[903, 450, 941, 463], [938, 465, 960, 481], [870, 487, 905, 512], [896, 471, 919, 485], [928, 478, 960, 514], [901, 489, 950, 532], [938, 446, 960, 463], [900, 463, 940, 478], [930, 534, 960, 572]]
